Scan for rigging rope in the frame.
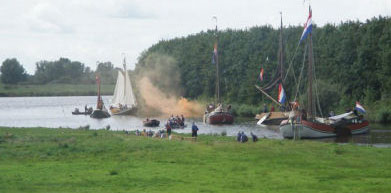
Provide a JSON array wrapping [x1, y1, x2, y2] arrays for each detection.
[[294, 43, 308, 102], [312, 47, 324, 118], [283, 44, 300, 84]]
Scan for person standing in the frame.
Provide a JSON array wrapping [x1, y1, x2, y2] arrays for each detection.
[[166, 123, 172, 136], [191, 122, 199, 137]]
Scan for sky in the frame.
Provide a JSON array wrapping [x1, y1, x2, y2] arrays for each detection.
[[0, 0, 390, 74]]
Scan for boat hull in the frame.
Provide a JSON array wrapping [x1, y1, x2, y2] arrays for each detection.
[[90, 110, 111, 119], [280, 119, 369, 139], [255, 112, 288, 126], [110, 107, 137, 115], [143, 119, 160, 127], [205, 112, 234, 125]]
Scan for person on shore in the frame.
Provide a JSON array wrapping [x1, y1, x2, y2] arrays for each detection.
[[250, 132, 258, 142], [240, 131, 248, 143], [271, 106, 275, 112], [166, 123, 172, 136], [191, 122, 199, 137], [237, 131, 242, 142]]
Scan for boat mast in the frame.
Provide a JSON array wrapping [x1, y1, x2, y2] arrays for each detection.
[[307, 31, 314, 119], [123, 56, 127, 102], [96, 74, 102, 110], [213, 16, 220, 104], [279, 12, 284, 83]]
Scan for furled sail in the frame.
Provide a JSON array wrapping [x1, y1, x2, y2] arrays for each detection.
[[111, 67, 136, 107]]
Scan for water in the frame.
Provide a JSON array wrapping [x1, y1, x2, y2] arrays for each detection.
[[0, 96, 390, 147]]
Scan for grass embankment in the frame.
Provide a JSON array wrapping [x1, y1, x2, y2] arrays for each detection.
[[1, 127, 390, 193], [0, 83, 115, 96]]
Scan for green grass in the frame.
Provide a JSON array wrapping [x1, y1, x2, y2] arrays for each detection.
[[0, 83, 115, 96], [0, 127, 390, 193]]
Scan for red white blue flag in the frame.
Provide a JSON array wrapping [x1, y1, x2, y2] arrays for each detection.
[[355, 101, 366, 114], [278, 83, 286, 104], [299, 6, 312, 43]]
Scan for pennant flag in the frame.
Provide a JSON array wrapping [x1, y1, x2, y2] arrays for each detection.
[[278, 83, 286, 104], [355, 101, 366, 114], [260, 68, 264, 81], [212, 42, 218, 64], [299, 6, 312, 43]]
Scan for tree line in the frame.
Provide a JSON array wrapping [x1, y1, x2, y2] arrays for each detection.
[[135, 16, 391, 116], [0, 58, 118, 85]]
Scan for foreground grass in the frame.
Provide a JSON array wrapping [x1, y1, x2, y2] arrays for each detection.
[[0, 127, 390, 193], [0, 83, 115, 96]]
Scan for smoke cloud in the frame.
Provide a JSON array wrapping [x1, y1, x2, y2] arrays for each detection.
[[135, 53, 203, 118]]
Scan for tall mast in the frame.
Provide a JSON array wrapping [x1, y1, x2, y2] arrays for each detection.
[[123, 56, 127, 98], [307, 31, 314, 119], [279, 12, 284, 82], [213, 16, 220, 104]]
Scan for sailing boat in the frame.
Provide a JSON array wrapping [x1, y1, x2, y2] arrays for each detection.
[[255, 13, 289, 126], [90, 75, 111, 119], [110, 57, 137, 115], [279, 6, 369, 138], [203, 17, 234, 125]]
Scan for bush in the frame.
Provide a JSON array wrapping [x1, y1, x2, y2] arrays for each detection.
[[376, 108, 391, 123]]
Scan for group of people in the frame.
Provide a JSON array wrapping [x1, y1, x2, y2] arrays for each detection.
[[237, 131, 258, 143], [168, 114, 185, 127], [134, 129, 168, 138]]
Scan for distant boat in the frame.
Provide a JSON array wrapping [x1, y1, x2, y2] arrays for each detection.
[[72, 107, 93, 115], [143, 119, 160, 127], [110, 57, 137, 115], [203, 17, 234, 125], [279, 6, 369, 138], [90, 75, 110, 119]]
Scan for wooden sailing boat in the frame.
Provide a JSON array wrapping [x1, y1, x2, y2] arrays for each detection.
[[90, 75, 111, 119], [110, 57, 137, 115], [255, 13, 289, 126], [204, 17, 234, 125], [279, 6, 369, 138]]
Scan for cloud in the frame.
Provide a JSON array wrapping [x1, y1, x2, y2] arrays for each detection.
[[110, 2, 155, 19], [27, 3, 74, 33]]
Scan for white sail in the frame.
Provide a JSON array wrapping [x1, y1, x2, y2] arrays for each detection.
[[111, 66, 136, 107]]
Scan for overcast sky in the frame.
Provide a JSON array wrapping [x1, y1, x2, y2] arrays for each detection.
[[0, 0, 390, 74]]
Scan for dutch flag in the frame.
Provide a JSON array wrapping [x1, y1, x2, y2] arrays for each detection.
[[355, 101, 366, 114], [278, 83, 286, 104], [299, 6, 312, 44]]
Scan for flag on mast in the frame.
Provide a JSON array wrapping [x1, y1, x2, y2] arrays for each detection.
[[278, 83, 286, 104], [299, 6, 312, 43], [355, 101, 366, 114]]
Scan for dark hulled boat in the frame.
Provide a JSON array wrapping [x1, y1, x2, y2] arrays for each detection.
[[143, 119, 160, 127], [204, 17, 234, 125], [90, 75, 110, 119]]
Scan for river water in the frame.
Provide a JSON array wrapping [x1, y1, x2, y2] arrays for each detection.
[[0, 96, 390, 147]]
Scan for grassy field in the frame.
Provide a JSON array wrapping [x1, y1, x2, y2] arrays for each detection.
[[0, 83, 115, 96], [0, 127, 390, 193]]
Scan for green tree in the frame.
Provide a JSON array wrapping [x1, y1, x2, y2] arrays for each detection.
[[0, 58, 27, 84]]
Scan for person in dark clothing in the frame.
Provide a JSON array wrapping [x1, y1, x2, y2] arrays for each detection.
[[250, 132, 258, 142], [165, 123, 172, 136], [237, 131, 242, 142], [240, 132, 248, 143], [191, 122, 199, 137]]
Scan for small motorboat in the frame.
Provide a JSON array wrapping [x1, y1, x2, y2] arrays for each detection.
[[72, 107, 93, 115], [143, 119, 160, 127]]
